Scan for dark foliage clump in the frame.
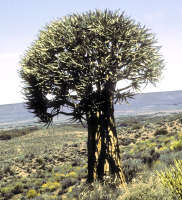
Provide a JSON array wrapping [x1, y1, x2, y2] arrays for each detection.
[[142, 149, 160, 168], [62, 178, 78, 190], [122, 158, 143, 183], [154, 128, 168, 136]]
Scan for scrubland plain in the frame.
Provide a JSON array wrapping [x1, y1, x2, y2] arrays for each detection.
[[1, 113, 182, 199]]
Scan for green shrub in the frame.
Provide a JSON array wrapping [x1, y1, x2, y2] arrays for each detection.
[[12, 182, 24, 194], [79, 181, 121, 200], [132, 123, 142, 130], [122, 158, 144, 183], [36, 157, 45, 165], [3, 166, 14, 175], [41, 181, 61, 192], [170, 140, 182, 151], [118, 176, 173, 200], [66, 171, 79, 178], [0, 186, 13, 196], [54, 173, 66, 181], [26, 189, 39, 198], [62, 178, 77, 190], [157, 159, 182, 199], [0, 134, 11, 140], [158, 145, 169, 152]]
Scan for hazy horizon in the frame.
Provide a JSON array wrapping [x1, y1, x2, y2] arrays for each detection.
[[1, 89, 182, 106]]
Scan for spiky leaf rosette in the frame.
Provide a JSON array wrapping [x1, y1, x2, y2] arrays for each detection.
[[20, 9, 164, 125]]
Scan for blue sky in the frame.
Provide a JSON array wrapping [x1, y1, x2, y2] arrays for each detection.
[[1, 0, 182, 105]]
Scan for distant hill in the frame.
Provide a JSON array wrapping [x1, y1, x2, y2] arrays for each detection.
[[127, 90, 182, 106], [0, 90, 182, 129], [115, 90, 182, 115]]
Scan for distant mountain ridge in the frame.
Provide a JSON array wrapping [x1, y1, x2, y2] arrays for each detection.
[[128, 90, 182, 106], [0, 90, 182, 129], [115, 90, 182, 115]]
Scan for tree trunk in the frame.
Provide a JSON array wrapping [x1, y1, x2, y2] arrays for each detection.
[[86, 95, 127, 188]]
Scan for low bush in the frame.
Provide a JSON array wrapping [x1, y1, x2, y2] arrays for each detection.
[[142, 149, 160, 168], [132, 123, 143, 130], [66, 171, 79, 179], [118, 176, 173, 200], [79, 181, 122, 200], [0, 186, 14, 197], [26, 189, 39, 199], [61, 178, 77, 190], [122, 158, 144, 183], [0, 127, 39, 140], [41, 181, 61, 192], [0, 134, 11, 140], [157, 159, 182, 199], [154, 128, 168, 136], [170, 140, 182, 151], [159, 151, 182, 169], [54, 173, 65, 181], [12, 182, 24, 194], [3, 166, 14, 175]]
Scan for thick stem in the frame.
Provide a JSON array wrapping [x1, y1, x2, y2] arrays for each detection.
[[87, 114, 98, 182], [86, 96, 127, 188]]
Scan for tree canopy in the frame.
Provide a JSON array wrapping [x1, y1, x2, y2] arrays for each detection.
[[20, 9, 164, 125]]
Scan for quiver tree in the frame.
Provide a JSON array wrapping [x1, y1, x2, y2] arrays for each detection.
[[20, 10, 164, 186]]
